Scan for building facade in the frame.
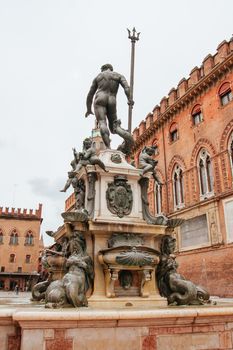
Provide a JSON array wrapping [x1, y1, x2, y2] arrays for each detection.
[[0, 204, 43, 291], [131, 38, 233, 297]]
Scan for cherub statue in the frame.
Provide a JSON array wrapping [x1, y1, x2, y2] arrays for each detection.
[[70, 147, 80, 171], [60, 173, 85, 211], [139, 146, 162, 184], [75, 138, 108, 173], [60, 146, 82, 193]]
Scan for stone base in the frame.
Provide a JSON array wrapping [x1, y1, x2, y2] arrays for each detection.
[[1, 303, 233, 349], [88, 295, 167, 308]]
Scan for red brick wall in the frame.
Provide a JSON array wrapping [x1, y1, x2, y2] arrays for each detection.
[[177, 244, 233, 297], [132, 39, 233, 297]]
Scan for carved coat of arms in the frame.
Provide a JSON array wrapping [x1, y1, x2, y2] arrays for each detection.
[[106, 175, 133, 218]]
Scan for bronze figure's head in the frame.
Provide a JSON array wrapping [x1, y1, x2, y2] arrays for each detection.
[[101, 63, 113, 72]]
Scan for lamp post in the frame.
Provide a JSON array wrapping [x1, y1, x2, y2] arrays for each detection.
[[127, 27, 140, 134]]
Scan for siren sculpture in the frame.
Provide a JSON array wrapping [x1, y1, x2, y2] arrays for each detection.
[[32, 230, 94, 308], [156, 235, 210, 305]]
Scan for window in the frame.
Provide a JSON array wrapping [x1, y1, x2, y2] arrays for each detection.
[[180, 215, 209, 249], [228, 133, 233, 176], [9, 230, 18, 245], [219, 82, 233, 106], [25, 231, 34, 245], [152, 139, 159, 155], [0, 230, 3, 244], [224, 198, 233, 242], [25, 255, 31, 264], [9, 254, 15, 263], [153, 145, 159, 155], [1, 266, 5, 272], [17, 267, 22, 273], [169, 123, 179, 142], [173, 165, 184, 209], [154, 181, 162, 214], [198, 149, 214, 199], [171, 130, 178, 142], [192, 104, 203, 125]]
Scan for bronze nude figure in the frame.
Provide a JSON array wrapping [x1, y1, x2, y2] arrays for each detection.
[[85, 64, 134, 154]]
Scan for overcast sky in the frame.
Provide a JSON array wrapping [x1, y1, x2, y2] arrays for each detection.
[[0, 0, 232, 246]]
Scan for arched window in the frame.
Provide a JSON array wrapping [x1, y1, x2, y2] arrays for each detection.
[[198, 149, 214, 198], [9, 254, 15, 263], [173, 165, 184, 209], [169, 123, 178, 142], [191, 104, 203, 125], [219, 82, 233, 106], [228, 132, 233, 176], [9, 230, 18, 245], [154, 180, 162, 214], [0, 230, 3, 244], [152, 139, 159, 156], [25, 231, 34, 245]]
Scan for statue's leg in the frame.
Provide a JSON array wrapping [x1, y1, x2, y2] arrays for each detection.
[[107, 100, 134, 155], [107, 101, 117, 135], [94, 105, 111, 148], [75, 164, 82, 173], [60, 178, 72, 192], [141, 164, 153, 176], [90, 157, 108, 172]]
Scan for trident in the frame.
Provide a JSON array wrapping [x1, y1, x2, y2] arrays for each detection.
[[127, 27, 140, 134]]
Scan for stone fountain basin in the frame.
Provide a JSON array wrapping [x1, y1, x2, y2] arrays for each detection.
[[98, 245, 160, 268]]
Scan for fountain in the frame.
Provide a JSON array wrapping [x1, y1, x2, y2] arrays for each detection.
[[1, 57, 232, 350]]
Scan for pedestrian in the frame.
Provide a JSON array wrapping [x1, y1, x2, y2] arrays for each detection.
[[14, 284, 19, 295]]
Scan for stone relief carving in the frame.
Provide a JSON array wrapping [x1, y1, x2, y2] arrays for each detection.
[[209, 210, 220, 244], [156, 235, 210, 305], [106, 175, 133, 218], [116, 247, 155, 266], [108, 233, 144, 248], [111, 153, 122, 164]]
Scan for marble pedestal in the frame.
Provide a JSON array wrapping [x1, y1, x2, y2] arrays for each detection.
[[58, 149, 171, 308]]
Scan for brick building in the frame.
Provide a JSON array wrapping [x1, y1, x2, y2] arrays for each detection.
[[131, 38, 233, 297], [0, 204, 43, 291]]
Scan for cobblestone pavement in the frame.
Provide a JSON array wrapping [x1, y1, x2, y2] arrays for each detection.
[[0, 290, 31, 298]]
